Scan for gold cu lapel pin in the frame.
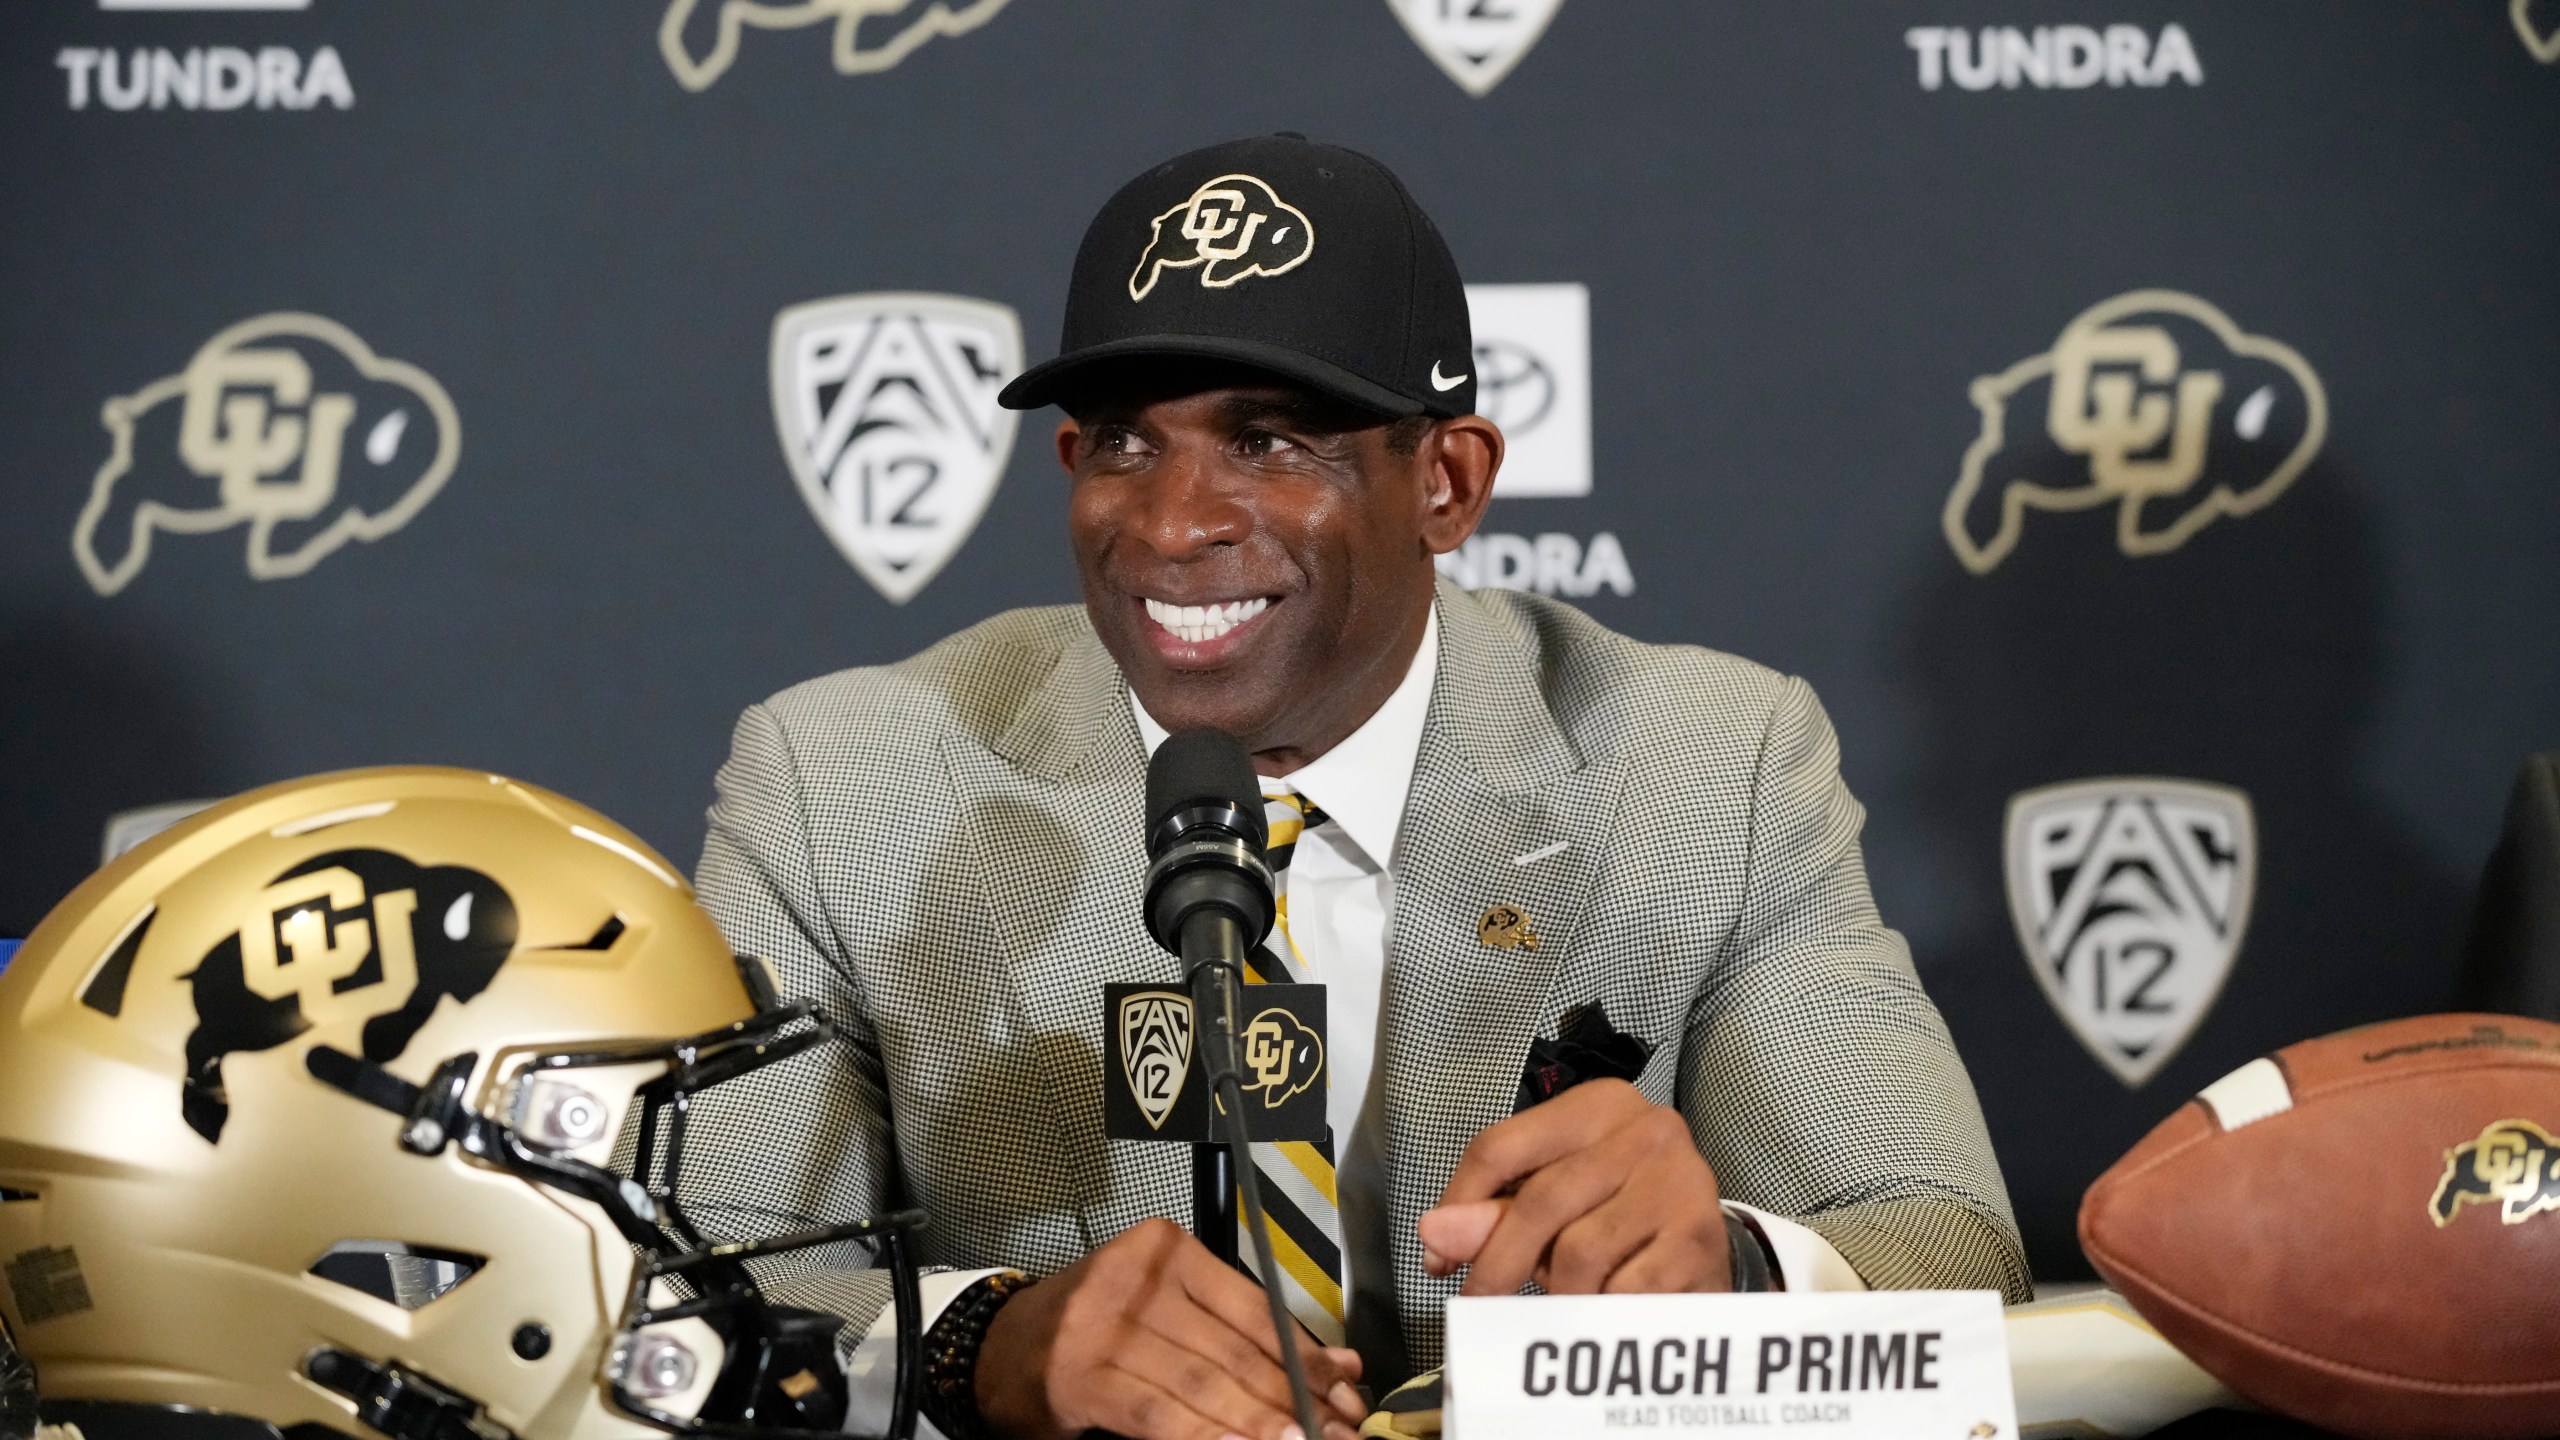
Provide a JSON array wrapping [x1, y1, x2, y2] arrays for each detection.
[[1478, 904, 1539, 951]]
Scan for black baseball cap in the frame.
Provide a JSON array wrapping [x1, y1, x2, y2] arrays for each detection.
[[998, 133, 1477, 419]]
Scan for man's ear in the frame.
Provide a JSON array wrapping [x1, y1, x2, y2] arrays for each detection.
[[1420, 415, 1504, 556], [1054, 416, 1083, 472]]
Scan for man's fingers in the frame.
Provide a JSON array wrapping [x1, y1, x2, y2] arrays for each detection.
[[1418, 1197, 1506, 1273], [1165, 1244, 1363, 1415], [1106, 1327, 1309, 1440], [1458, 1135, 1638, 1296], [1544, 1186, 1658, 1295], [1601, 1228, 1732, 1294], [1438, 1079, 1649, 1206]]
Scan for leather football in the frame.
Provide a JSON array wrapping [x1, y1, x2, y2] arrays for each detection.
[[2080, 1013, 2560, 1440]]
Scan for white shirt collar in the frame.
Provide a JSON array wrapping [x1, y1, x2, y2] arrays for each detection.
[[1130, 603, 1437, 868]]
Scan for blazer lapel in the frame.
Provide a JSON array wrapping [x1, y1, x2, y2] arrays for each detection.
[[943, 624, 1190, 1249], [1378, 585, 1623, 1348]]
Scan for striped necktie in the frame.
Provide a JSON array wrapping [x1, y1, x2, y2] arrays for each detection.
[[1240, 787, 1347, 1347]]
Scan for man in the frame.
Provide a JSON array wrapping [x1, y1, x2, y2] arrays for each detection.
[[693, 134, 2027, 1440]]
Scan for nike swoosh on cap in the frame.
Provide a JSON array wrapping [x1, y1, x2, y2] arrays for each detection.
[[1430, 361, 1467, 391]]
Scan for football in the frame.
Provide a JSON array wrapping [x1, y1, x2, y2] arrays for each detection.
[[2081, 1013, 2560, 1440]]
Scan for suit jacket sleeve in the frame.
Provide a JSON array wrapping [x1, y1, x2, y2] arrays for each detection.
[[1682, 676, 2032, 1302], [690, 700, 908, 1334]]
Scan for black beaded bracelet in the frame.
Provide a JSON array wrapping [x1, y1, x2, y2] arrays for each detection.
[[919, 1270, 1033, 1440]]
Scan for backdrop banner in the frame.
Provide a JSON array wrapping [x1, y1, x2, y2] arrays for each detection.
[[4, 1, 2555, 1279]]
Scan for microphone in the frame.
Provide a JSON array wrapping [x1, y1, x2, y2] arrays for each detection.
[[1141, 730, 1322, 1440]]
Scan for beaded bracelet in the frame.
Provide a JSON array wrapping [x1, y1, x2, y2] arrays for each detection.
[[919, 1270, 1034, 1440]]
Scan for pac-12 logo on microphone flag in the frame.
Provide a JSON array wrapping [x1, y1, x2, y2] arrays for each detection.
[[769, 292, 1021, 604], [1118, 989, 1193, 1132], [1386, 0, 1565, 96], [2005, 778, 2255, 1088]]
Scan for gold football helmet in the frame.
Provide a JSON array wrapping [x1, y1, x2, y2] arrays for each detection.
[[0, 768, 921, 1440]]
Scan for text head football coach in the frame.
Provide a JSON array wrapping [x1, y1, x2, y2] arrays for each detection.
[[690, 134, 2028, 1440]]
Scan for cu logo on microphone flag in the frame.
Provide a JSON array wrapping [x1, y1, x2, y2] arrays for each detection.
[[2005, 778, 2255, 1088], [769, 292, 1022, 604]]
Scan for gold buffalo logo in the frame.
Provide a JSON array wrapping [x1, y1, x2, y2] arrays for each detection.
[[657, 0, 1013, 91], [73, 314, 459, 598], [1242, 1006, 1324, 1110], [2430, 1118, 2560, 1227], [2518, 0, 2560, 63], [1942, 290, 2326, 575], [1130, 174, 1315, 302]]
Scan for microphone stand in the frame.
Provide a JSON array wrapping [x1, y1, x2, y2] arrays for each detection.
[[1185, 909, 1325, 1440]]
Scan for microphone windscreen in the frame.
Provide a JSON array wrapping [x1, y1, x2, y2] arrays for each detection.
[[1147, 729, 1266, 849]]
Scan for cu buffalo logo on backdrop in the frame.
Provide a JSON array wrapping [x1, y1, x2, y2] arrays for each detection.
[[656, 0, 1013, 90], [2431, 1118, 2560, 1227], [770, 292, 1022, 604], [162, 850, 516, 1143], [2519, 0, 2560, 62], [1943, 290, 2326, 575], [1386, 0, 1565, 95], [73, 313, 460, 598], [1130, 175, 1315, 301], [2005, 778, 2256, 1088]]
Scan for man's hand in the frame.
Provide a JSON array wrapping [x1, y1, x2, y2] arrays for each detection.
[[974, 1218, 1368, 1440], [1417, 1079, 1732, 1296]]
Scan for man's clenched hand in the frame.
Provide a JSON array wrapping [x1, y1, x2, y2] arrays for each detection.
[[1418, 1079, 1732, 1296], [974, 1218, 1368, 1440]]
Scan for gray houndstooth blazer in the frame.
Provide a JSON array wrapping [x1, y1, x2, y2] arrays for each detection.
[[686, 581, 2031, 1380]]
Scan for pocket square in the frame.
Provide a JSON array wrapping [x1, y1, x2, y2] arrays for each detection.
[[1514, 1002, 1654, 1112]]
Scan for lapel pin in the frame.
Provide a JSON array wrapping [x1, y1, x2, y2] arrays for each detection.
[[1479, 904, 1540, 951]]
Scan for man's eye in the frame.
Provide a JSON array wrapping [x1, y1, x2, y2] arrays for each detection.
[[1239, 428, 1299, 458], [1090, 427, 1147, 457]]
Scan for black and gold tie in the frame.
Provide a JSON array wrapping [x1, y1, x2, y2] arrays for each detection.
[[1240, 787, 1346, 1346]]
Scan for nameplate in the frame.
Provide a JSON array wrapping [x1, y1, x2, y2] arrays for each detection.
[[1100, 982, 1328, 1143], [1445, 1290, 2017, 1440]]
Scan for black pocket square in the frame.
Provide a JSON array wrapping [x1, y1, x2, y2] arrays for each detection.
[[1514, 1002, 1654, 1112]]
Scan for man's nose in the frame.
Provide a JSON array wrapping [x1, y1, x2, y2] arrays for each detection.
[[1130, 446, 1250, 561]]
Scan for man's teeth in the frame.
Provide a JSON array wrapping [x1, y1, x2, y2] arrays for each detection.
[[1145, 596, 1270, 644]]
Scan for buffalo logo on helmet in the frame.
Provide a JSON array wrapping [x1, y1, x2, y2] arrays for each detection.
[[1118, 989, 1193, 1132], [769, 292, 1023, 605], [656, 0, 1013, 90], [1242, 1006, 1324, 1110], [1386, 0, 1566, 96], [167, 849, 517, 1143], [2430, 1118, 2560, 1228], [73, 313, 460, 598], [1943, 290, 2327, 575], [1129, 174, 1316, 302], [2005, 778, 2256, 1088]]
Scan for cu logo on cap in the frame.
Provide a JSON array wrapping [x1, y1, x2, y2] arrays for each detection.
[[1129, 173, 1315, 301]]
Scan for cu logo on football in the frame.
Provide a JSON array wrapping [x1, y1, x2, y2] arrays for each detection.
[[2004, 777, 2256, 1087], [72, 314, 460, 597], [769, 292, 1023, 604], [1943, 290, 2327, 574]]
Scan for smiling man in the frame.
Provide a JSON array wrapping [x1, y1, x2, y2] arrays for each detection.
[[691, 135, 2027, 1440]]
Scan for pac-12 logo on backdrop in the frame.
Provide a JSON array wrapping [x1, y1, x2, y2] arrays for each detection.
[[2518, 0, 2560, 63], [1466, 283, 1589, 498], [2005, 778, 2255, 1088], [1387, 0, 1565, 96], [657, 0, 1012, 91], [73, 314, 460, 598], [769, 293, 1022, 604], [1943, 290, 2326, 575]]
